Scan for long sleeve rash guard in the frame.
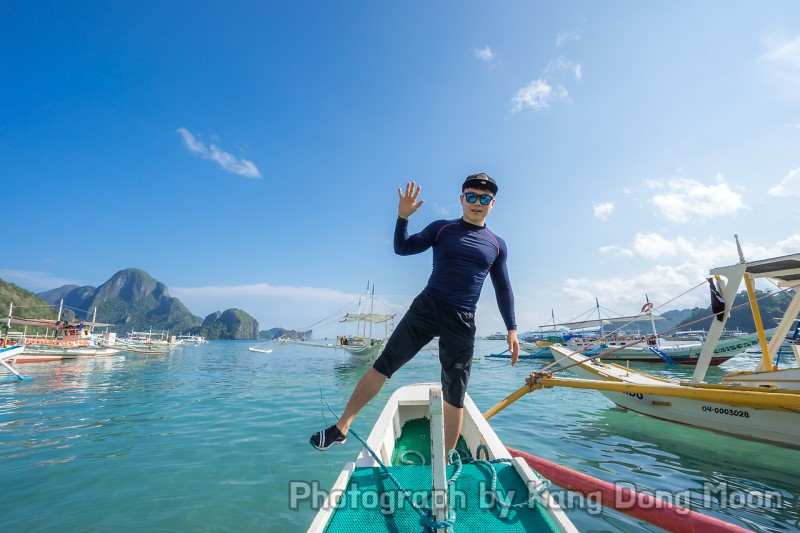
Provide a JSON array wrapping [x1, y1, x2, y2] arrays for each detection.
[[394, 217, 517, 331]]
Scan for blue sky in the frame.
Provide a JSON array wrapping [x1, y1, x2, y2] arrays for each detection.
[[2, 1, 799, 337]]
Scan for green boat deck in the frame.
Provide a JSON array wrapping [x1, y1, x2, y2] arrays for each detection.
[[323, 418, 558, 532]]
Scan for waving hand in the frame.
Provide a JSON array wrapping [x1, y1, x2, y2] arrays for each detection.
[[397, 181, 425, 220]]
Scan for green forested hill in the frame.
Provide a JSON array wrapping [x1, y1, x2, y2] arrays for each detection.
[[677, 289, 796, 332], [0, 278, 57, 321], [259, 327, 312, 340], [197, 309, 259, 340], [0, 278, 58, 336]]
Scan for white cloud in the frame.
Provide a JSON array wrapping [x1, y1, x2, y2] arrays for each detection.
[[562, 233, 800, 315], [177, 128, 261, 178], [474, 46, 497, 70], [593, 202, 614, 221], [0, 270, 92, 291], [555, 31, 580, 48], [768, 167, 800, 197], [511, 79, 569, 112], [544, 57, 582, 80], [647, 175, 747, 223], [544, 56, 571, 76], [563, 262, 704, 314], [513, 56, 580, 113], [632, 233, 698, 259], [599, 245, 634, 258], [762, 32, 800, 79]]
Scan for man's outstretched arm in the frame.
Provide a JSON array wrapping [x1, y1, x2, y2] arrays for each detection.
[[490, 243, 520, 365], [394, 181, 436, 256]]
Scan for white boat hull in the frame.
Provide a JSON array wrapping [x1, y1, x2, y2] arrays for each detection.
[[550, 344, 800, 448], [342, 339, 384, 361], [722, 366, 800, 390], [1, 345, 25, 362], [14, 343, 120, 362]]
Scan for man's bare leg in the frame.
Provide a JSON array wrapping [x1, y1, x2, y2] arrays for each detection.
[[443, 401, 463, 452], [335, 367, 387, 435]]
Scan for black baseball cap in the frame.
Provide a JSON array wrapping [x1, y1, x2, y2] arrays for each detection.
[[462, 173, 498, 195]]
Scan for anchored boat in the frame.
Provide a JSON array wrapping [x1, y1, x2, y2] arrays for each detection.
[[519, 298, 755, 365], [522, 242, 800, 448], [308, 383, 576, 532], [3, 301, 120, 362], [250, 283, 395, 363]]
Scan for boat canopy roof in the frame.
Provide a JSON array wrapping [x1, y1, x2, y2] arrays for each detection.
[[340, 313, 395, 324], [730, 252, 800, 286], [7, 317, 115, 329], [540, 314, 663, 330]]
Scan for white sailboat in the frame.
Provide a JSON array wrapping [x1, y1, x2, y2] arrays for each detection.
[[249, 283, 395, 363]]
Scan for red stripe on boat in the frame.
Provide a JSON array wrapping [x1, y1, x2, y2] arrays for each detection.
[[507, 446, 749, 533]]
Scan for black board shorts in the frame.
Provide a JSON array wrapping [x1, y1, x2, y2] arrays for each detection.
[[373, 291, 476, 408]]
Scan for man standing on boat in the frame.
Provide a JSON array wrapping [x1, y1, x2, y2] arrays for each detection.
[[310, 173, 519, 452]]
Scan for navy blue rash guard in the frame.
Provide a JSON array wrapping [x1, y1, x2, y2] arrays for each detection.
[[394, 217, 517, 331]]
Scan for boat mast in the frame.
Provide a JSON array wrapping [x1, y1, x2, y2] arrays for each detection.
[[596, 298, 603, 340], [736, 235, 773, 372], [355, 283, 365, 339], [3, 303, 11, 346], [368, 284, 375, 340], [57, 299, 63, 322]]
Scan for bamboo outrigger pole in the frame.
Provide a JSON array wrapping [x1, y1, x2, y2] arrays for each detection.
[[483, 382, 532, 419], [483, 373, 800, 420]]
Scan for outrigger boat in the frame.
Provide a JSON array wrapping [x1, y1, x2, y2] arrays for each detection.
[[309, 383, 576, 532], [517, 299, 755, 365], [250, 284, 395, 363], [498, 240, 800, 448], [3, 302, 120, 362]]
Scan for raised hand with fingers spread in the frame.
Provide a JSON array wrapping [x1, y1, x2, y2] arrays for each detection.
[[397, 181, 425, 220]]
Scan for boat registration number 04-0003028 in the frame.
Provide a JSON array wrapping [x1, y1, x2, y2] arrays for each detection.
[[701, 405, 750, 418]]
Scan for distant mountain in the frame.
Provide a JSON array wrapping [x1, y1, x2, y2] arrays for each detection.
[[259, 327, 312, 340], [38, 268, 202, 334], [37, 285, 80, 309], [653, 309, 693, 334], [6, 269, 265, 340], [198, 309, 259, 340]]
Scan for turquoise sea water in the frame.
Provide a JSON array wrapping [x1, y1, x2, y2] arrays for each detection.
[[1, 340, 799, 532]]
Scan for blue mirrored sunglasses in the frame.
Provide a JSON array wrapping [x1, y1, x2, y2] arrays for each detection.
[[463, 192, 494, 205]]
